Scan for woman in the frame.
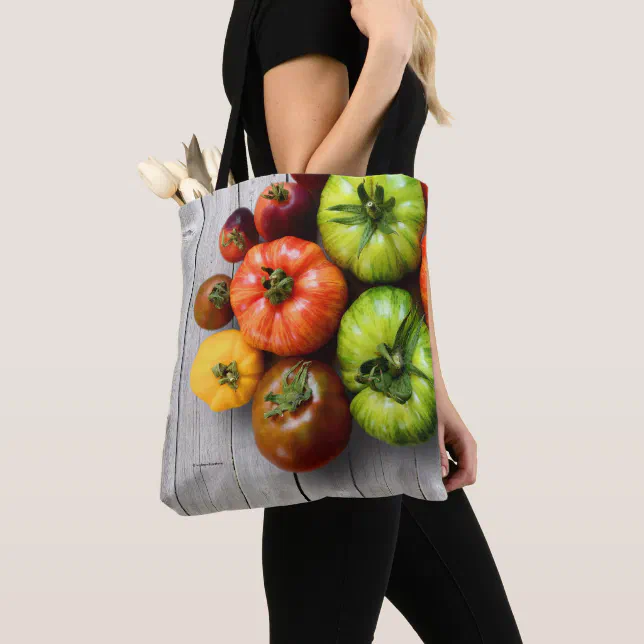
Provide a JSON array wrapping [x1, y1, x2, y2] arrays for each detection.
[[223, 1, 523, 642]]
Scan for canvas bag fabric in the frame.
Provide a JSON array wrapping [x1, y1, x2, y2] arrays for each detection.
[[160, 0, 446, 516]]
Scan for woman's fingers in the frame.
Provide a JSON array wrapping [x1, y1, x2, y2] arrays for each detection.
[[444, 434, 478, 493], [436, 394, 478, 493]]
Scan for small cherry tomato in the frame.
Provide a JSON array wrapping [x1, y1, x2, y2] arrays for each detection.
[[193, 274, 233, 330], [219, 207, 259, 263]]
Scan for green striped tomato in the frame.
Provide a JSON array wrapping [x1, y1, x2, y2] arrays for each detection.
[[317, 175, 426, 283], [337, 286, 437, 446]]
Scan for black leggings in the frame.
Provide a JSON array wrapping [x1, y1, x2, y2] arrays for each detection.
[[263, 492, 523, 643]]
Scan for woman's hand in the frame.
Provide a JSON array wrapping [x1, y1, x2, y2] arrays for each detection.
[[436, 386, 478, 493], [350, 0, 417, 62]]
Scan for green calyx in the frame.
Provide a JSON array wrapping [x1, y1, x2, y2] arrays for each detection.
[[355, 304, 431, 404], [264, 361, 313, 418], [222, 227, 245, 250], [261, 182, 290, 203], [262, 266, 294, 305], [212, 361, 240, 390], [207, 281, 230, 309], [326, 181, 398, 257]]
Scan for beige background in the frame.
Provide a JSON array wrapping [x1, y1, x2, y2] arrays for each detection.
[[1, 0, 643, 641]]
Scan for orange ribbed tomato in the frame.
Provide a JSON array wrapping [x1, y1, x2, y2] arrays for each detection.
[[420, 236, 429, 320], [230, 237, 348, 356]]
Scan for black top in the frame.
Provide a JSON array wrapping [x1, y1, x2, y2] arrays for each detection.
[[222, 0, 428, 177]]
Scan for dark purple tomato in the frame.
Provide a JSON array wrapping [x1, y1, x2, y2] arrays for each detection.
[[252, 359, 352, 472], [219, 207, 259, 263], [254, 182, 316, 241]]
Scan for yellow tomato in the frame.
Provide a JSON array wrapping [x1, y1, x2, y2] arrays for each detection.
[[190, 329, 264, 412]]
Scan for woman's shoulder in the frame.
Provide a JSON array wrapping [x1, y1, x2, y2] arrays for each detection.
[[253, 0, 361, 70], [224, 0, 363, 99]]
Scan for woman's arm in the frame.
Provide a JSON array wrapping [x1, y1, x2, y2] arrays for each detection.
[[264, 0, 417, 175], [265, 42, 408, 176]]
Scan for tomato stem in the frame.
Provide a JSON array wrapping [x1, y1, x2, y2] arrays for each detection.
[[377, 343, 404, 378], [365, 200, 379, 219], [261, 266, 294, 305], [264, 361, 313, 418], [212, 361, 240, 390], [207, 281, 230, 309], [326, 181, 398, 257], [222, 228, 245, 250], [355, 305, 430, 404], [261, 182, 290, 203]]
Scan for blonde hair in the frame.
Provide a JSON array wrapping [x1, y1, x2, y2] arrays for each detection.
[[410, 0, 451, 125]]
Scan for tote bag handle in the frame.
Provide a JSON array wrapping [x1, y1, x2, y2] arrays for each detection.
[[215, 0, 402, 190]]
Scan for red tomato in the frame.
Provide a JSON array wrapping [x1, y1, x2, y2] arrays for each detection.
[[419, 237, 429, 320], [252, 359, 352, 472], [219, 207, 259, 263], [254, 182, 315, 241], [230, 236, 348, 356], [193, 274, 233, 330]]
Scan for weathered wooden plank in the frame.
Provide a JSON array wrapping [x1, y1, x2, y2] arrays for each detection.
[[180, 187, 251, 512], [231, 175, 308, 509], [296, 445, 364, 501], [346, 421, 392, 498], [162, 199, 215, 515], [160, 415, 187, 515], [414, 435, 446, 501], [380, 443, 422, 497]]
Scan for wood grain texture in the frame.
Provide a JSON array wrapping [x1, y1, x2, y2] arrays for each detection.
[[346, 421, 393, 498], [415, 422, 448, 501], [190, 188, 250, 512], [296, 445, 364, 502], [161, 175, 446, 515], [161, 199, 213, 515]]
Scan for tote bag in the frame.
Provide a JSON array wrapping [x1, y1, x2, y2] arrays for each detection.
[[160, 0, 446, 516]]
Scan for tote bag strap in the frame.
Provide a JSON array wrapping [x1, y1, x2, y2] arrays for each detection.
[[216, 0, 401, 189], [215, 0, 260, 190]]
